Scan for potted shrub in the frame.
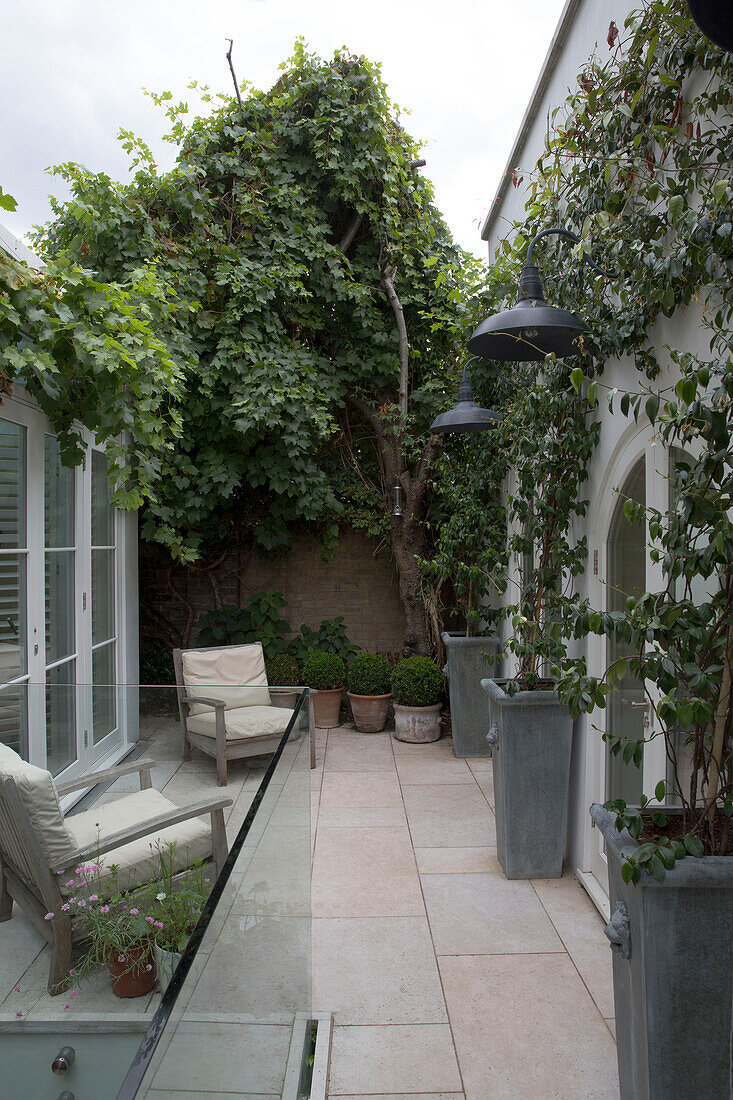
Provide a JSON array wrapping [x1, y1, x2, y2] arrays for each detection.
[[421, 428, 508, 756], [479, 357, 598, 879], [303, 652, 345, 728], [265, 652, 301, 709], [557, 375, 733, 1098], [391, 656, 444, 743], [347, 653, 392, 733]]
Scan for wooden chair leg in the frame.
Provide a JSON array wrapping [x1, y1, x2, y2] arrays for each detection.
[[216, 751, 227, 787], [183, 728, 192, 761], [210, 807, 228, 874], [0, 869, 12, 922], [48, 919, 72, 995]]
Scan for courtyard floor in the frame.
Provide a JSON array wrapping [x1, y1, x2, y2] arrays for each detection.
[[0, 714, 620, 1098]]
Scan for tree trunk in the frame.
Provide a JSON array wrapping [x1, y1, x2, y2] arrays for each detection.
[[391, 511, 432, 655]]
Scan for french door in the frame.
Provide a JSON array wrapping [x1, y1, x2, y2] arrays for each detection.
[[0, 398, 123, 780], [588, 441, 669, 892]]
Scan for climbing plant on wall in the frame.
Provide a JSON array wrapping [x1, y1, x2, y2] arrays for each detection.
[[484, 0, 732, 861], [31, 42, 483, 653]]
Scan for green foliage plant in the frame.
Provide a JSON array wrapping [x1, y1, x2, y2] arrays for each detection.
[[493, 0, 733, 871], [347, 652, 391, 696], [196, 590, 290, 659], [144, 842, 211, 953], [391, 656, 443, 707], [302, 652, 345, 691], [288, 615, 360, 667], [265, 652, 300, 686]]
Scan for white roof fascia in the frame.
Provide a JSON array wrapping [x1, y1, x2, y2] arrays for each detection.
[[481, 0, 584, 243], [0, 221, 44, 270]]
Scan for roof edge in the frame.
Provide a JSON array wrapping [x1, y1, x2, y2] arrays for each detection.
[[0, 221, 44, 270], [480, 0, 584, 244]]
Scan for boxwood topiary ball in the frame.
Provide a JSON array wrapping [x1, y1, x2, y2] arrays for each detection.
[[390, 657, 444, 707]]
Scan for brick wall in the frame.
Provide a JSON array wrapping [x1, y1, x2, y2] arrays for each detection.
[[140, 530, 405, 655]]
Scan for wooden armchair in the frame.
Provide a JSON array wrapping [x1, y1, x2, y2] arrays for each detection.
[[173, 642, 309, 786], [0, 747, 231, 994]]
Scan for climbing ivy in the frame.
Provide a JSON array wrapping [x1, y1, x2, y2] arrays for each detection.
[[483, 0, 733, 860]]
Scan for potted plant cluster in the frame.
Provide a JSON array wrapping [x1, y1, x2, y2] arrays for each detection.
[[391, 656, 444, 743], [303, 652, 346, 728], [347, 652, 392, 733], [265, 652, 301, 709]]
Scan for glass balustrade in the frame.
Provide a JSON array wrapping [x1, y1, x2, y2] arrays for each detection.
[[0, 683, 313, 1100]]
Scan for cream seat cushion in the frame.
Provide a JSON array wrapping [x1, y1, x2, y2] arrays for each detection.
[[0, 743, 76, 865], [65, 789, 212, 894], [186, 705, 293, 741], [181, 643, 271, 715]]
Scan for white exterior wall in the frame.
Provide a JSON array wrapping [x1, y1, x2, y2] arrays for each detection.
[[481, 0, 705, 912]]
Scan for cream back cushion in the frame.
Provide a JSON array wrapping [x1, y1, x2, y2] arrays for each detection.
[[181, 643, 271, 714], [0, 743, 76, 865]]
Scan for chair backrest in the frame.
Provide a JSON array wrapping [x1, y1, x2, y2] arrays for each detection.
[[0, 743, 76, 867], [177, 642, 272, 714]]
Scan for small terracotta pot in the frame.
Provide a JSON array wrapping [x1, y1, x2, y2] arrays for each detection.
[[393, 702, 442, 743], [271, 690, 300, 709], [312, 687, 343, 728], [347, 692, 392, 733], [107, 943, 157, 998]]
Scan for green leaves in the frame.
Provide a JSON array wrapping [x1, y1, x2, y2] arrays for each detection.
[[0, 186, 17, 212]]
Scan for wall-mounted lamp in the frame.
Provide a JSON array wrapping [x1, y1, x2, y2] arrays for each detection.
[[429, 358, 500, 435], [687, 0, 733, 51], [392, 479, 404, 516], [467, 227, 616, 363]]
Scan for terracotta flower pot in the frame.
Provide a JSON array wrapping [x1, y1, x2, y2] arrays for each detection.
[[347, 692, 392, 733], [107, 943, 156, 998], [311, 687, 343, 728], [393, 702, 442, 743]]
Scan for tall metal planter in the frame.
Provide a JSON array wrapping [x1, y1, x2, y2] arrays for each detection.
[[441, 632, 499, 757], [481, 677, 573, 879], [591, 804, 733, 1100]]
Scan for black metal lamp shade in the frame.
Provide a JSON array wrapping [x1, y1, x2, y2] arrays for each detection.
[[429, 370, 499, 434], [467, 300, 587, 362], [687, 0, 733, 51]]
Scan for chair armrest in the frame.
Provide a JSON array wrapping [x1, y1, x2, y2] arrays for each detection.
[[56, 759, 157, 797], [50, 795, 233, 873], [181, 695, 226, 710]]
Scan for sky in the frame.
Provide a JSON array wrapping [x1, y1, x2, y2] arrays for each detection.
[[1, 0, 567, 260]]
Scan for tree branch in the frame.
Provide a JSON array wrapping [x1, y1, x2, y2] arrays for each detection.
[[339, 212, 364, 255], [380, 262, 409, 416]]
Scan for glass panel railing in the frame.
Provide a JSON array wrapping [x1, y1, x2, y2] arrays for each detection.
[[0, 683, 312, 1100]]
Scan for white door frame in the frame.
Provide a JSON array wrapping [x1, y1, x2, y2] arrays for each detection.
[[581, 420, 669, 903]]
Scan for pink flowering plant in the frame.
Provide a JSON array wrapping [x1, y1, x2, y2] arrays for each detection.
[[46, 862, 154, 982]]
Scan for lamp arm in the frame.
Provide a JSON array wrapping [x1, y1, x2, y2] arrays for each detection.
[[461, 355, 529, 391], [526, 226, 618, 279]]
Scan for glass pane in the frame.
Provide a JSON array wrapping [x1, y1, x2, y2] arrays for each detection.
[[44, 434, 75, 548], [93, 642, 117, 743], [0, 682, 28, 757], [45, 552, 75, 664], [606, 457, 645, 805], [0, 419, 26, 550], [46, 661, 77, 776], [92, 548, 115, 645], [0, 554, 26, 682], [92, 449, 114, 546]]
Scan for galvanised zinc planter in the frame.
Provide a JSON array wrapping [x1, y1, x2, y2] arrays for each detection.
[[591, 804, 733, 1100], [481, 677, 572, 879], [441, 632, 499, 757]]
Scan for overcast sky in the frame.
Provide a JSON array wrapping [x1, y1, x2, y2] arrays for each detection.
[[1, 0, 567, 260]]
